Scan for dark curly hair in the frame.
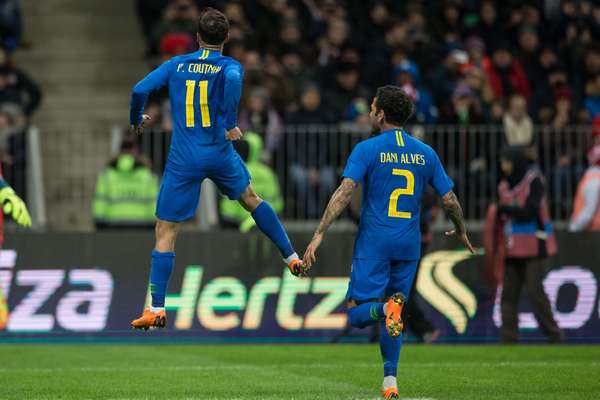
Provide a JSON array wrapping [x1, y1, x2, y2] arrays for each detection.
[[374, 85, 415, 125], [197, 7, 229, 45]]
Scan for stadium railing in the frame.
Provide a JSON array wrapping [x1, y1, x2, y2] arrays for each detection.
[[129, 124, 593, 224]]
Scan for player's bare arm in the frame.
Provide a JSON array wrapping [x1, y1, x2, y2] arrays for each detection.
[[442, 191, 475, 253], [303, 178, 358, 268]]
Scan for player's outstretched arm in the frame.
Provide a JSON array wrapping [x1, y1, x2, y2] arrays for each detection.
[[303, 178, 357, 268], [442, 191, 475, 253]]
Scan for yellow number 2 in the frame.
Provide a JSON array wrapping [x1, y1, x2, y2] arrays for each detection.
[[185, 80, 211, 128], [388, 168, 414, 218]]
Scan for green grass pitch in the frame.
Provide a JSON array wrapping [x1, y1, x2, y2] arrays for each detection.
[[1, 344, 599, 399]]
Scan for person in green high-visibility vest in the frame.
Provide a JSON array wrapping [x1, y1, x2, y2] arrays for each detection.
[[93, 137, 159, 230], [219, 132, 283, 232]]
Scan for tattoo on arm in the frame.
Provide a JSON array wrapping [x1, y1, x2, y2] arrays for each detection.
[[442, 191, 467, 235], [314, 178, 357, 236]]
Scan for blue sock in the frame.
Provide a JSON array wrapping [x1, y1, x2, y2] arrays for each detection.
[[150, 250, 175, 308], [348, 302, 384, 328], [379, 319, 402, 377], [251, 201, 294, 258]]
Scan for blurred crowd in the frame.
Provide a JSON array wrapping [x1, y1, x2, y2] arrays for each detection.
[[131, 0, 599, 222], [136, 0, 599, 134], [0, 0, 41, 197]]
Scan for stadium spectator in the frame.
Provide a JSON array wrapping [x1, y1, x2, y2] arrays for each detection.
[[0, 0, 21, 51], [503, 94, 534, 147], [496, 147, 563, 344], [584, 74, 600, 120], [286, 84, 335, 125], [238, 87, 283, 163], [220, 132, 283, 232], [427, 49, 467, 112], [92, 137, 159, 230], [150, 0, 199, 56], [483, 43, 531, 103], [323, 61, 368, 121], [393, 61, 437, 124], [440, 84, 485, 125], [287, 85, 336, 219], [470, 0, 501, 50], [0, 46, 41, 117], [569, 134, 600, 232]]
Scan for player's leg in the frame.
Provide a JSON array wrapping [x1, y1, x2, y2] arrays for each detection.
[[379, 259, 419, 399], [346, 258, 389, 328], [131, 168, 201, 330], [211, 150, 302, 272], [238, 185, 300, 265]]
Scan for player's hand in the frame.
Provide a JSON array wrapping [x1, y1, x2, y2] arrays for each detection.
[[445, 230, 475, 254], [303, 233, 323, 269], [0, 187, 31, 228], [226, 127, 243, 141], [130, 114, 151, 136]]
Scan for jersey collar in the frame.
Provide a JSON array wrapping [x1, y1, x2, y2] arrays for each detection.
[[197, 48, 221, 60]]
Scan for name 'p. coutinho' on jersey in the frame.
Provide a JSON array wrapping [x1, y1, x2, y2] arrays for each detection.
[[130, 48, 244, 170], [343, 129, 454, 261]]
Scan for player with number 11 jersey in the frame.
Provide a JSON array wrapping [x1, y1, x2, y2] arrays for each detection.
[[129, 8, 305, 331]]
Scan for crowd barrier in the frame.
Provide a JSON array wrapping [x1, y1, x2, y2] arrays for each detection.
[[136, 124, 592, 221], [0, 230, 598, 343]]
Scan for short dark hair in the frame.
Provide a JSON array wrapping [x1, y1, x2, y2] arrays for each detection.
[[197, 8, 229, 45], [374, 85, 414, 125]]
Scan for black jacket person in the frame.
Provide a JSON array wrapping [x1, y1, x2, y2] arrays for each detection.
[[496, 146, 562, 343]]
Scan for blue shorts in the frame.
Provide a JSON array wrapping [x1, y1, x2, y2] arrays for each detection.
[[156, 150, 250, 222], [346, 258, 419, 302]]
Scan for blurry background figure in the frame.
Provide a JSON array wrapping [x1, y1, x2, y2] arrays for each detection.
[[92, 136, 158, 230], [238, 87, 283, 164], [496, 147, 562, 344], [0, 0, 21, 52], [483, 42, 531, 103], [287, 84, 337, 219], [220, 132, 283, 232], [570, 124, 600, 231], [503, 94, 534, 147], [403, 186, 440, 343]]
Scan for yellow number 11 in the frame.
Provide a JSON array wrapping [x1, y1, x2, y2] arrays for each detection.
[[388, 168, 414, 218], [185, 80, 211, 128]]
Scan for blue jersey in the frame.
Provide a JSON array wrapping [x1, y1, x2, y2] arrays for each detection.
[[130, 48, 244, 170], [343, 129, 453, 261]]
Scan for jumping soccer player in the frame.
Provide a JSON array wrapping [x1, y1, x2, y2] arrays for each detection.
[[130, 8, 305, 330], [303, 86, 474, 399]]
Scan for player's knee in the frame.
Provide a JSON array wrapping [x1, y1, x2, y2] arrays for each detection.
[[346, 300, 363, 328], [347, 306, 365, 328], [239, 186, 262, 212]]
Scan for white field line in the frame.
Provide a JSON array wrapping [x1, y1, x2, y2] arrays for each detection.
[[0, 361, 598, 373]]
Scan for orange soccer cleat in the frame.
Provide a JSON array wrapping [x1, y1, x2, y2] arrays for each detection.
[[288, 258, 308, 277], [381, 386, 399, 399], [131, 308, 166, 331], [385, 292, 405, 338]]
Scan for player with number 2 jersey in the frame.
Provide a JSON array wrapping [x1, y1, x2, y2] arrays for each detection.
[[302, 86, 474, 399]]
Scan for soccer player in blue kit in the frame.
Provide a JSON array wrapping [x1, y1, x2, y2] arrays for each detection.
[[303, 86, 474, 399], [130, 8, 306, 330]]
